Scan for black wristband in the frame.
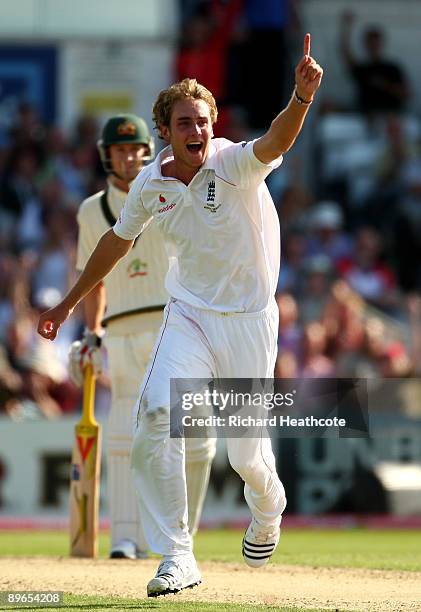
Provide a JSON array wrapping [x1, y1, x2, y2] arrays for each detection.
[[294, 87, 312, 105]]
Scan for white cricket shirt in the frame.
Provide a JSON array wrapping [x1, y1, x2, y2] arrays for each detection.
[[113, 138, 282, 313], [76, 181, 168, 321]]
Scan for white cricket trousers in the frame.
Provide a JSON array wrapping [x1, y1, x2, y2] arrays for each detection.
[[131, 298, 287, 556]]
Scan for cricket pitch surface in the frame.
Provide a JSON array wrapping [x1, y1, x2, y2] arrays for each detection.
[[1, 557, 421, 611]]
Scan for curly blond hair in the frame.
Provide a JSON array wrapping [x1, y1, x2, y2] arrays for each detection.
[[152, 78, 218, 138]]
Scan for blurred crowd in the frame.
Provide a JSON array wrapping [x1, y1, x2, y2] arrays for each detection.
[[1, 0, 421, 420], [0, 106, 106, 420]]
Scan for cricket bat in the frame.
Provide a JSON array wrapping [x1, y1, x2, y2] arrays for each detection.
[[69, 364, 101, 557]]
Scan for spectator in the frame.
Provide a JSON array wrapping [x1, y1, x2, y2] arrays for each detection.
[[393, 152, 421, 292], [73, 115, 99, 150], [57, 143, 99, 204], [299, 254, 335, 324], [276, 229, 307, 295], [306, 200, 354, 265], [276, 292, 302, 360], [336, 317, 391, 378], [329, 291, 365, 359], [339, 11, 409, 116], [0, 343, 24, 416], [322, 279, 365, 356], [5, 313, 64, 419], [0, 144, 44, 252], [8, 102, 46, 149], [336, 226, 399, 312], [228, 0, 300, 130], [275, 349, 299, 378], [377, 341, 413, 378], [360, 116, 410, 233], [407, 294, 421, 374], [175, 0, 242, 108], [31, 207, 76, 299], [0, 254, 19, 342], [275, 183, 310, 230], [300, 321, 335, 378]]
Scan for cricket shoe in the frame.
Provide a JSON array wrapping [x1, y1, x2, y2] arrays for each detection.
[[242, 518, 280, 568], [147, 554, 201, 597], [110, 538, 148, 560]]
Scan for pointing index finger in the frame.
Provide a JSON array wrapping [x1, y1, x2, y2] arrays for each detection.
[[304, 32, 311, 57]]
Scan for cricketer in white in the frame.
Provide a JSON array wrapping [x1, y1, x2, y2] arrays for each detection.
[[72, 117, 216, 559], [38, 33, 323, 597]]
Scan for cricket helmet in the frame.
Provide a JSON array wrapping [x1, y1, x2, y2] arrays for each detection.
[[97, 113, 155, 174]]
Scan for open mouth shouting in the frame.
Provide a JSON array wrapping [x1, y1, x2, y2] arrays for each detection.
[[186, 142, 203, 154]]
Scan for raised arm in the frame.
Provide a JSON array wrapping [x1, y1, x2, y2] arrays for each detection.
[[253, 33, 323, 163], [38, 229, 133, 340]]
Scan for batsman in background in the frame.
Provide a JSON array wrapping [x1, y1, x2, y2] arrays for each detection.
[[69, 114, 216, 559]]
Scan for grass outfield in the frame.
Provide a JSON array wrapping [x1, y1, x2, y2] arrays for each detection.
[[0, 593, 336, 612], [3, 528, 419, 611], [1, 527, 420, 571]]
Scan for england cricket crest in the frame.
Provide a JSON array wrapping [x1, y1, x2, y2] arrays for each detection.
[[204, 180, 221, 213]]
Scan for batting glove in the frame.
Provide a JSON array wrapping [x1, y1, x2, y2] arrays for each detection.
[[68, 329, 104, 387]]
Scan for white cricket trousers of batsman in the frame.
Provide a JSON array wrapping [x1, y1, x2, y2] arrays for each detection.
[[104, 311, 216, 552], [131, 298, 287, 555]]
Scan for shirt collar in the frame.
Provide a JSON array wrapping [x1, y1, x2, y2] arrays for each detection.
[[106, 180, 128, 214], [150, 140, 218, 181], [200, 140, 217, 171]]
